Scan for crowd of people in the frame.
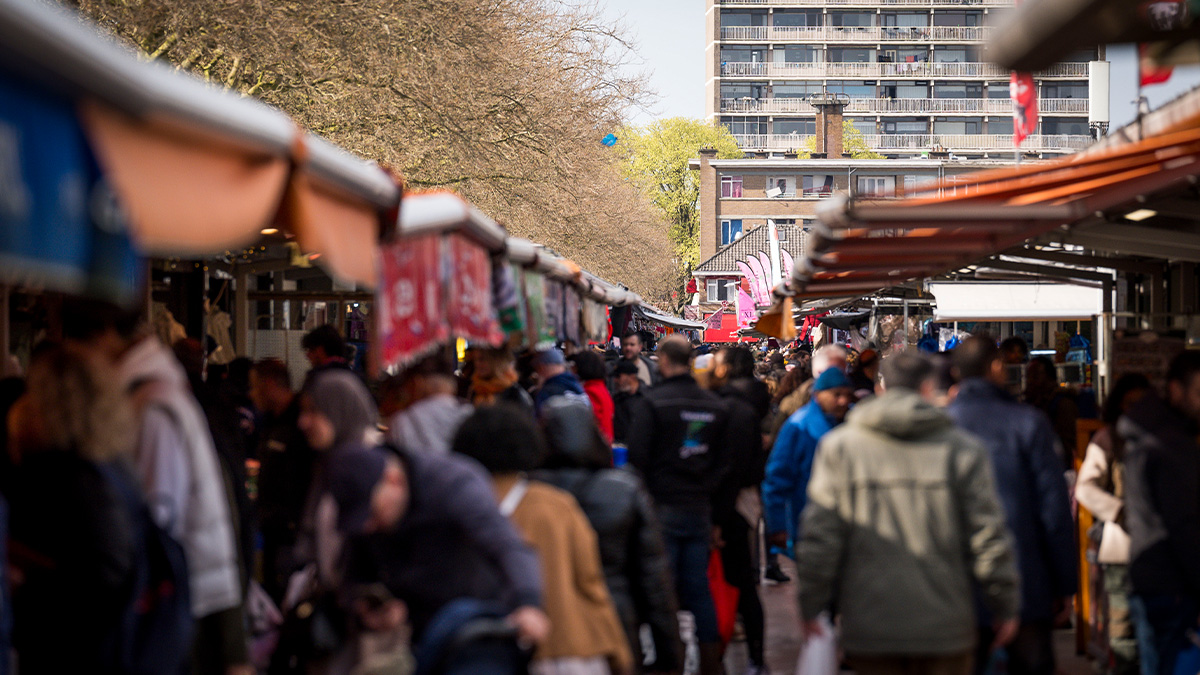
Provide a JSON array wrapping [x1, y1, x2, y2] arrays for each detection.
[[1, 303, 1199, 675]]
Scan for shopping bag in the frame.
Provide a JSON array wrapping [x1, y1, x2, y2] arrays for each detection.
[[794, 612, 837, 675], [706, 549, 740, 645]]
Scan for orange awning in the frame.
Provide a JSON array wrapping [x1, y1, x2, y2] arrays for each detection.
[[794, 125, 1200, 299]]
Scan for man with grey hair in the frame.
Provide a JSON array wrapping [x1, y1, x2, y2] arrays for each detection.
[[796, 351, 1020, 675]]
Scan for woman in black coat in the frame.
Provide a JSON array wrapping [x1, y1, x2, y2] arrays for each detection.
[[533, 397, 681, 673]]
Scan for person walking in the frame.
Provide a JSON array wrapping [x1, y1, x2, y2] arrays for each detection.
[[611, 360, 645, 446], [616, 332, 660, 388], [948, 336, 1078, 675], [796, 351, 1020, 675], [571, 351, 616, 443], [1121, 351, 1200, 675], [1075, 373, 1151, 675], [709, 347, 770, 675], [454, 405, 633, 675], [533, 348, 589, 414], [762, 367, 854, 557], [534, 397, 680, 673], [626, 335, 731, 675], [385, 354, 471, 456]]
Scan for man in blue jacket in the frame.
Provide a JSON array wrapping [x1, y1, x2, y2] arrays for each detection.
[[762, 367, 854, 555], [948, 336, 1077, 675]]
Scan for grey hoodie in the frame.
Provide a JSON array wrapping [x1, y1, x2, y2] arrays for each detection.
[[795, 389, 1019, 655]]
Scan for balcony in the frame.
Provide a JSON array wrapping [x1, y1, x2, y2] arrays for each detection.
[[721, 0, 1012, 6], [720, 25, 991, 42], [719, 97, 1090, 114], [730, 133, 1093, 153], [719, 61, 1088, 79]]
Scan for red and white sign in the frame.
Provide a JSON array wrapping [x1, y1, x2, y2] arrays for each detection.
[[1010, 72, 1038, 147], [378, 234, 447, 368], [446, 233, 504, 346]]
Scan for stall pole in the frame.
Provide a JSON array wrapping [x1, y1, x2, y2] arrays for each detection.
[[234, 272, 250, 358], [0, 284, 9, 374]]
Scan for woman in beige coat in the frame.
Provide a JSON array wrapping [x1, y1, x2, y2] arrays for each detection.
[[1075, 373, 1151, 675]]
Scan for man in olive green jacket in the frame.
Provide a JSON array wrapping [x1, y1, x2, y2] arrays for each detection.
[[795, 352, 1020, 675]]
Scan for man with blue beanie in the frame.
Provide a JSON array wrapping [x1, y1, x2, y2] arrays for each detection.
[[763, 365, 854, 555]]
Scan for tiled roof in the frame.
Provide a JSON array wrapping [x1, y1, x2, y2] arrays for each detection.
[[695, 224, 807, 275]]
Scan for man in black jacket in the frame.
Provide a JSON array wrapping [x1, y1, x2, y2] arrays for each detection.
[[627, 335, 731, 675], [1121, 350, 1200, 675], [611, 360, 644, 445]]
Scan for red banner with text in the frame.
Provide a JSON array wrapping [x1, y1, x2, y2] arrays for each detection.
[[378, 234, 448, 369]]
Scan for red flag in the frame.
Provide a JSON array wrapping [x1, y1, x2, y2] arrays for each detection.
[[1139, 43, 1174, 86], [1010, 72, 1038, 147]]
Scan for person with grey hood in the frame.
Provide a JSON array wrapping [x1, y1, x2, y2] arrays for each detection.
[[533, 397, 681, 673], [796, 351, 1020, 675], [386, 354, 471, 455]]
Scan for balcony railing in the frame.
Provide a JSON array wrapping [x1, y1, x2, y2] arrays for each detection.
[[719, 97, 1090, 114], [720, 25, 990, 42], [721, 0, 1011, 6], [719, 61, 1088, 79], [730, 133, 1092, 152]]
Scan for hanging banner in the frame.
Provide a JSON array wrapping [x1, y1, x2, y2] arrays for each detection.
[[1010, 72, 1038, 147], [581, 298, 609, 344], [524, 270, 555, 348], [492, 255, 523, 334], [563, 287, 582, 344], [378, 234, 447, 368], [545, 279, 565, 342], [445, 233, 503, 346]]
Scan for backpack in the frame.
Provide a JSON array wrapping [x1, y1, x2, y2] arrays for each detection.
[[97, 463, 195, 675]]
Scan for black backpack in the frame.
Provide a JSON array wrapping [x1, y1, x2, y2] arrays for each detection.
[[97, 462, 195, 675]]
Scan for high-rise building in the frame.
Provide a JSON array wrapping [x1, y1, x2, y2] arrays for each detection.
[[705, 0, 1102, 157]]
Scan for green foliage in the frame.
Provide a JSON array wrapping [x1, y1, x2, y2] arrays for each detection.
[[795, 121, 884, 159], [615, 118, 743, 279]]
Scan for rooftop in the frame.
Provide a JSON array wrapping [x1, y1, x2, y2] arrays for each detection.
[[695, 223, 807, 275]]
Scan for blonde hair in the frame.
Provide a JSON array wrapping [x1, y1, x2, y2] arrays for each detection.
[[25, 345, 135, 463]]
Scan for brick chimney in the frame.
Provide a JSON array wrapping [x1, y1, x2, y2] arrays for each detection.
[[809, 92, 848, 159]]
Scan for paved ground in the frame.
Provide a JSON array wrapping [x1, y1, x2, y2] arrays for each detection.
[[720, 556, 1096, 675]]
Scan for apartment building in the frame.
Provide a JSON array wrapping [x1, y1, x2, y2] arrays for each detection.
[[705, 0, 1103, 157]]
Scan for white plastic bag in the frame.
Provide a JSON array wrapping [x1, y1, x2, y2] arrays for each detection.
[[795, 612, 837, 675]]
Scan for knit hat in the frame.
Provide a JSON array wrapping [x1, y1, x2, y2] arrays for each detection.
[[812, 367, 853, 392], [303, 368, 379, 452]]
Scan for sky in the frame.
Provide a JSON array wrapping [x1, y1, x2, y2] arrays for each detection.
[[600, 0, 1200, 130]]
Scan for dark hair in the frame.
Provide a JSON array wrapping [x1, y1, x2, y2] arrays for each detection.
[[773, 367, 810, 404], [539, 397, 610, 471], [953, 335, 1000, 380], [1103, 373, 1151, 425], [302, 325, 347, 358], [622, 332, 642, 345], [1028, 356, 1058, 383], [931, 353, 957, 393], [569, 351, 607, 382], [657, 335, 694, 368], [252, 358, 292, 390], [999, 336, 1029, 361], [62, 297, 141, 342], [718, 347, 756, 380], [880, 351, 935, 391], [1166, 350, 1200, 388], [452, 404, 547, 473]]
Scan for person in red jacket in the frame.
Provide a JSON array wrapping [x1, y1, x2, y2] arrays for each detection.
[[570, 351, 615, 443]]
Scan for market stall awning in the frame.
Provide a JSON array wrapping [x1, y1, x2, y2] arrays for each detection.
[[636, 305, 706, 331], [794, 124, 1200, 300], [929, 281, 1105, 322], [0, 0, 399, 292]]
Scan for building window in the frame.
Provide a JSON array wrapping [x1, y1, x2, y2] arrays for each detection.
[[773, 118, 816, 135], [722, 46, 767, 63], [830, 11, 874, 26], [902, 175, 938, 193], [986, 82, 1011, 99], [1042, 117, 1089, 135], [773, 10, 822, 27], [802, 175, 835, 197], [767, 177, 796, 197], [720, 219, 743, 246], [934, 117, 982, 134], [881, 12, 929, 27], [933, 11, 982, 26], [933, 82, 983, 99], [848, 117, 877, 135], [721, 10, 766, 27], [779, 46, 821, 64], [857, 176, 896, 197], [722, 117, 768, 135], [707, 279, 733, 303], [932, 47, 975, 63], [721, 175, 743, 198], [828, 48, 876, 63], [882, 81, 929, 98], [1042, 82, 1088, 99], [988, 118, 1014, 135], [883, 118, 929, 134], [826, 80, 876, 97]]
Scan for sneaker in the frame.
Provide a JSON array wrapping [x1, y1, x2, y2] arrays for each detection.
[[763, 562, 790, 584]]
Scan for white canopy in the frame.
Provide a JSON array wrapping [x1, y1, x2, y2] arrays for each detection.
[[930, 281, 1105, 322]]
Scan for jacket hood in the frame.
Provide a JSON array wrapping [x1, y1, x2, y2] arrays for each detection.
[[303, 369, 379, 452], [118, 336, 188, 390], [540, 397, 610, 470], [847, 389, 952, 440], [1119, 391, 1197, 447]]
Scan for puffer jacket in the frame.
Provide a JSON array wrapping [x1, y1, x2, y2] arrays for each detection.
[[797, 390, 1019, 656], [948, 378, 1078, 623], [534, 397, 680, 671], [1120, 392, 1200, 600]]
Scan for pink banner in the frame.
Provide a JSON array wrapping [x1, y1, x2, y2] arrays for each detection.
[[736, 287, 757, 328], [378, 234, 448, 369]]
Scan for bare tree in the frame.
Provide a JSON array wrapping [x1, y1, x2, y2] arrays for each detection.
[[70, 0, 676, 303]]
